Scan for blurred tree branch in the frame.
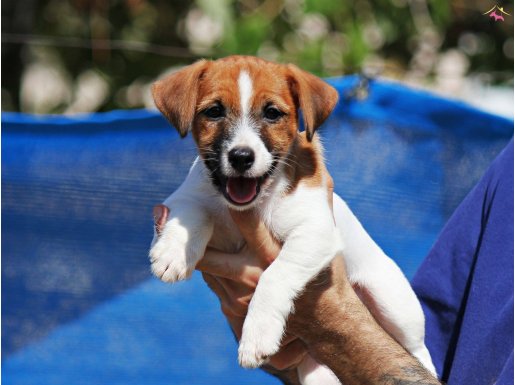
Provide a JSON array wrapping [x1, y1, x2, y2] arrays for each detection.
[[1, 0, 512, 113]]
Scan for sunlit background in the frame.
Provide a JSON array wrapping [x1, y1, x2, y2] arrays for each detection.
[[2, 2, 513, 384], [2, 0, 513, 116]]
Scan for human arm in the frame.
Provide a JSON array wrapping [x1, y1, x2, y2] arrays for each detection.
[[153, 204, 304, 385], [152, 203, 441, 385], [287, 255, 440, 385]]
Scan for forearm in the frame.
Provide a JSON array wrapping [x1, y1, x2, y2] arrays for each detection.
[[303, 292, 441, 385]]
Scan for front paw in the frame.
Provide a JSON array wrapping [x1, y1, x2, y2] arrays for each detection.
[[149, 235, 196, 283], [238, 316, 284, 369]]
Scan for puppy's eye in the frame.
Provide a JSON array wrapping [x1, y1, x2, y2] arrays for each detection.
[[204, 105, 225, 119], [264, 106, 283, 121]]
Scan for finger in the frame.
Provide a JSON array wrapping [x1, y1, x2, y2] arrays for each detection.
[[228, 209, 261, 248], [202, 273, 249, 318], [197, 247, 265, 287], [268, 338, 308, 371], [202, 272, 232, 308], [229, 209, 281, 266], [210, 274, 253, 317], [196, 248, 249, 280], [226, 314, 244, 340], [281, 333, 298, 346], [199, 252, 256, 308], [153, 204, 169, 236], [196, 248, 233, 278]]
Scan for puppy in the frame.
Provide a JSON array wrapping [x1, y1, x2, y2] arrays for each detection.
[[149, 56, 436, 384]]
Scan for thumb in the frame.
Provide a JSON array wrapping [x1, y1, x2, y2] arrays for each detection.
[[229, 209, 281, 266]]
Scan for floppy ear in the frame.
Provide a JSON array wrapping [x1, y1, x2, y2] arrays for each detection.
[[151, 60, 210, 137], [287, 64, 339, 141]]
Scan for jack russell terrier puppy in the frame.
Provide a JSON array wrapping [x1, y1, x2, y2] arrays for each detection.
[[149, 56, 436, 384]]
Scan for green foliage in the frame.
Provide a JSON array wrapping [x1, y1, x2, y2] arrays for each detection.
[[1, 0, 512, 113]]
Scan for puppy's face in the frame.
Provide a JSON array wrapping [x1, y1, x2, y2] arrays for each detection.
[[192, 59, 298, 207], [152, 56, 338, 209]]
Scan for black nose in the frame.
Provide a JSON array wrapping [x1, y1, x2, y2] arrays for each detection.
[[228, 147, 255, 173]]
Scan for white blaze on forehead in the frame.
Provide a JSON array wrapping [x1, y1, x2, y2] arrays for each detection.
[[221, 69, 273, 178], [238, 70, 253, 115]]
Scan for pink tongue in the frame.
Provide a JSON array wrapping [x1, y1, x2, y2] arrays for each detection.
[[226, 177, 258, 204]]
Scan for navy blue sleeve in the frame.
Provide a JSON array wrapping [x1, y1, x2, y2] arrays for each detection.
[[411, 140, 513, 384]]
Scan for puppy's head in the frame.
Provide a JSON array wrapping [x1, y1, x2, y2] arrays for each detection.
[[152, 56, 338, 209]]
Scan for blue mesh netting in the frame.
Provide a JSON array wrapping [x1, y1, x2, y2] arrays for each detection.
[[2, 76, 513, 385]]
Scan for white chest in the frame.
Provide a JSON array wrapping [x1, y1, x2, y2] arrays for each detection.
[[208, 179, 328, 252]]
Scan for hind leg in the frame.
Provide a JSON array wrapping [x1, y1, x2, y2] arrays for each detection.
[[353, 269, 436, 376]]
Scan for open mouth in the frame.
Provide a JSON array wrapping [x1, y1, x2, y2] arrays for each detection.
[[224, 177, 261, 205], [205, 160, 278, 207]]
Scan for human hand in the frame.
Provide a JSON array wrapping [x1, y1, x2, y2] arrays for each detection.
[[151, 172, 354, 377], [152, 204, 308, 373], [152, 171, 441, 385]]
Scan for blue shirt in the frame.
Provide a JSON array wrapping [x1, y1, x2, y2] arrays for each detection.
[[412, 140, 514, 384]]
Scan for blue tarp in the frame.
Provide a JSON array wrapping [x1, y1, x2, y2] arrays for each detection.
[[2, 76, 513, 385]]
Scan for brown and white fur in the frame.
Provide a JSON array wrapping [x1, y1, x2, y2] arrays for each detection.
[[149, 56, 435, 384]]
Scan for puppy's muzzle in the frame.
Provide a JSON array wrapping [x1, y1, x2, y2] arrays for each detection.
[[224, 146, 263, 206], [228, 146, 255, 174]]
